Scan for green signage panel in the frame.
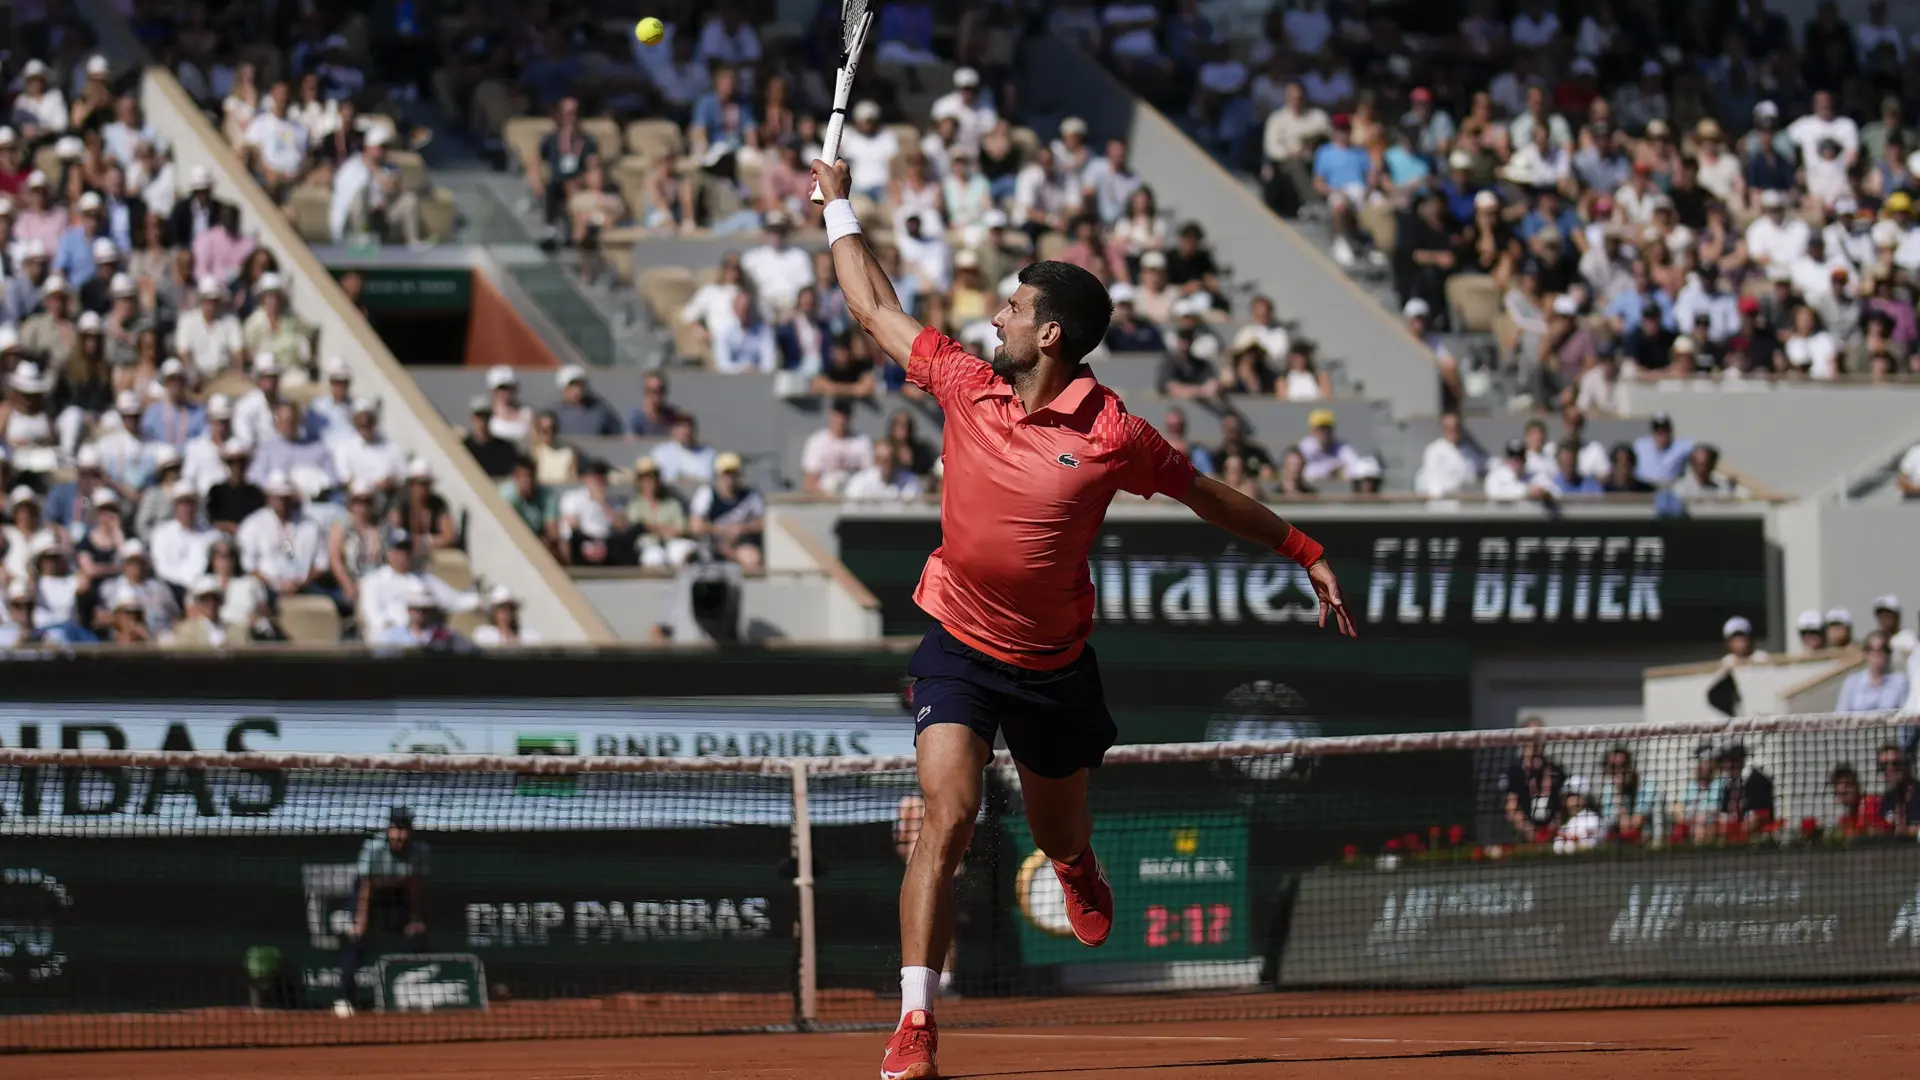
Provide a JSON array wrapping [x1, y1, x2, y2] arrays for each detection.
[[377, 953, 487, 1011], [332, 268, 472, 313], [1006, 811, 1251, 964]]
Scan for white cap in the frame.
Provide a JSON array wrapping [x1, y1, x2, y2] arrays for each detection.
[[41, 273, 68, 294], [78, 193, 105, 215], [1875, 594, 1902, 613], [1473, 189, 1500, 210], [1139, 250, 1167, 270], [981, 208, 1009, 229], [953, 66, 980, 88], [85, 55, 109, 77], [953, 247, 979, 269], [21, 59, 49, 79], [1564, 775, 1590, 795], [206, 393, 233, 419], [1108, 282, 1137, 303], [220, 436, 252, 459], [197, 275, 225, 299], [158, 358, 185, 380], [557, 364, 587, 387], [365, 126, 393, 148], [487, 584, 518, 608], [1060, 116, 1088, 136], [1447, 149, 1474, 170], [190, 575, 223, 597], [251, 352, 281, 376], [1722, 616, 1752, 638], [1171, 293, 1212, 318], [404, 582, 439, 609], [1672, 334, 1697, 353], [75, 445, 102, 470], [853, 100, 881, 122], [1797, 609, 1824, 632], [255, 272, 285, 294], [111, 591, 144, 612], [188, 165, 213, 190], [1874, 220, 1903, 248], [1827, 608, 1853, 627], [24, 169, 47, 189], [4, 579, 30, 603], [351, 395, 380, 416], [262, 469, 298, 497], [292, 464, 334, 500], [1348, 455, 1383, 481], [1551, 295, 1580, 316], [323, 356, 352, 381], [1189, 334, 1220, 361], [114, 389, 141, 413], [8, 360, 51, 395], [0, 126, 13, 147], [1760, 189, 1787, 209], [486, 365, 517, 389], [109, 272, 135, 298], [1754, 100, 1780, 120], [77, 310, 103, 333], [406, 458, 433, 481], [1765, 262, 1793, 282], [8, 484, 40, 509], [348, 478, 379, 499], [54, 136, 82, 160], [19, 239, 46, 261], [90, 488, 119, 510], [151, 446, 181, 470], [1402, 297, 1431, 319], [170, 480, 198, 502], [121, 538, 148, 560]]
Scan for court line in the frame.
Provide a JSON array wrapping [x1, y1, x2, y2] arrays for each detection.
[[827, 1032, 1254, 1043], [1327, 1037, 1610, 1047]]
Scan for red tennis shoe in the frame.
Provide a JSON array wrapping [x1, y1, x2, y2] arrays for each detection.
[[1052, 848, 1113, 947], [881, 1009, 938, 1080]]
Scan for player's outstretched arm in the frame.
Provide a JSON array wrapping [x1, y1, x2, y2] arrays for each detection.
[[811, 158, 925, 366], [1177, 475, 1357, 636]]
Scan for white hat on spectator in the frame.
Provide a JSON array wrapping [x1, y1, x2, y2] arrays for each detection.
[[91, 488, 120, 511], [54, 137, 83, 160], [0, 127, 13, 147], [27, 532, 63, 558], [188, 165, 213, 191], [108, 273, 135, 298], [1402, 297, 1431, 319], [23, 169, 47, 189], [351, 395, 380, 416], [487, 585, 518, 609], [953, 67, 980, 88], [251, 353, 281, 377], [220, 437, 253, 460], [1827, 608, 1853, 627], [1447, 149, 1474, 171], [556, 364, 587, 388], [406, 458, 433, 481], [255, 273, 285, 295], [19, 239, 46, 262], [1873, 220, 1902, 248], [157, 358, 186, 381], [404, 582, 439, 610], [190, 575, 223, 598], [953, 248, 979, 270], [1754, 100, 1780, 121], [1875, 595, 1901, 614], [853, 100, 881, 122], [1759, 189, 1787, 209], [1722, 616, 1752, 639], [1764, 262, 1792, 282], [1139, 250, 1167, 271], [85, 55, 110, 78], [1060, 116, 1088, 136], [4, 580, 29, 604], [1644, 118, 1670, 139], [323, 356, 352, 381], [1473, 190, 1500, 211], [1671, 335, 1697, 354], [113, 389, 141, 414], [1550, 295, 1580, 317], [0, 196, 10, 218], [41, 273, 67, 295], [1108, 282, 1137, 304], [1796, 609, 1824, 632], [1171, 293, 1211, 318], [485, 365, 517, 389], [7, 484, 39, 510], [206, 393, 234, 419], [1564, 775, 1590, 796], [75, 445, 102, 470], [762, 207, 791, 230], [151, 446, 181, 472], [78, 311, 105, 335], [78, 193, 105, 216], [262, 469, 298, 498], [1190, 334, 1221, 361], [170, 480, 198, 503], [348, 478, 379, 500], [364, 126, 393, 148], [21, 60, 50, 80], [0, 326, 18, 354], [196, 275, 225, 300], [111, 592, 144, 613], [715, 451, 744, 474], [1349, 455, 1384, 481], [122, 538, 148, 562], [292, 464, 334, 501], [981, 208, 1009, 229]]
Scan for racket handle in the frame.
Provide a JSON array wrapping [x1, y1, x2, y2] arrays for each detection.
[[810, 181, 826, 205], [812, 108, 849, 205]]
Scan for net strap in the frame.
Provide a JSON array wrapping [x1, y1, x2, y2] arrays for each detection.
[[0, 709, 1907, 775]]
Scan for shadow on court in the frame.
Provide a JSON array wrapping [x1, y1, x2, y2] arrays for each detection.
[[946, 1044, 1684, 1077]]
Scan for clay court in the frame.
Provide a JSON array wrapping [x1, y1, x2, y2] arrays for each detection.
[[8, 1001, 1920, 1079]]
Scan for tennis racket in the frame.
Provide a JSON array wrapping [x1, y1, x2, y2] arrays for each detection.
[[810, 0, 877, 204]]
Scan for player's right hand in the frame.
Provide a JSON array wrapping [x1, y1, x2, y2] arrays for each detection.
[[810, 158, 852, 203], [1308, 557, 1357, 638]]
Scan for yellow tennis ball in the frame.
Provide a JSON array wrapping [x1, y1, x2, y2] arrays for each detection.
[[635, 17, 665, 45]]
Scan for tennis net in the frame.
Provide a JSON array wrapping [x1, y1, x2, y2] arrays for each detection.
[[2, 709, 1917, 1051]]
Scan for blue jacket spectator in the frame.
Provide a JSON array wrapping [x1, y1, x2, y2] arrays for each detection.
[[1632, 415, 1694, 487]]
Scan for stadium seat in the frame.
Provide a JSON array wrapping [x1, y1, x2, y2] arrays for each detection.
[[625, 119, 684, 163], [421, 189, 458, 241], [288, 186, 333, 243], [638, 266, 697, 324], [1445, 274, 1501, 334], [470, 78, 525, 138], [449, 608, 488, 639], [387, 149, 428, 195], [1037, 231, 1070, 261], [504, 117, 556, 175], [1010, 127, 1042, 157], [581, 117, 624, 159], [428, 548, 476, 592], [278, 595, 342, 646]]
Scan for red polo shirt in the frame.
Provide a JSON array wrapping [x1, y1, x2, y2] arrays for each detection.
[[907, 327, 1196, 670]]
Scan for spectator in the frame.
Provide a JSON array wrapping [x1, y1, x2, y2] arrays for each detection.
[[1718, 743, 1775, 830], [330, 127, 423, 246], [1482, 438, 1546, 502], [776, 285, 832, 376], [483, 366, 533, 441], [1103, 285, 1164, 352], [100, 540, 177, 636], [235, 470, 327, 599], [813, 338, 879, 399], [394, 460, 459, 552], [308, 360, 358, 446], [378, 585, 470, 649], [525, 410, 579, 487], [472, 586, 542, 647], [839, 102, 899, 202], [1790, 609, 1825, 653], [332, 397, 409, 495], [14, 174, 66, 254], [1838, 631, 1910, 712], [243, 82, 310, 200], [1827, 764, 1879, 834], [249, 402, 337, 489], [1721, 616, 1769, 665], [241, 275, 314, 384], [1552, 777, 1605, 852], [160, 576, 229, 650], [558, 459, 628, 566], [133, 449, 184, 541], [801, 400, 872, 496], [525, 97, 596, 229], [1312, 114, 1373, 268], [499, 457, 562, 558], [2, 487, 63, 584], [459, 395, 518, 479], [1601, 442, 1654, 494], [1875, 595, 1919, 665], [356, 529, 478, 641], [740, 210, 813, 316], [181, 396, 234, 496], [1670, 444, 1744, 499], [1879, 746, 1920, 836], [929, 68, 996, 154], [1499, 717, 1565, 842], [623, 458, 699, 568], [550, 366, 623, 437], [1827, 608, 1856, 649], [712, 290, 779, 374], [1546, 443, 1603, 496], [1631, 413, 1692, 487], [174, 276, 246, 380], [1272, 448, 1314, 498], [690, 452, 764, 571], [1157, 332, 1220, 399], [1414, 410, 1483, 498], [1217, 452, 1262, 500], [149, 482, 215, 593], [21, 274, 76, 373], [166, 167, 226, 248], [1296, 409, 1361, 486], [206, 536, 277, 641], [1213, 412, 1275, 483], [1132, 251, 1176, 323], [651, 415, 717, 489], [626, 372, 685, 438]]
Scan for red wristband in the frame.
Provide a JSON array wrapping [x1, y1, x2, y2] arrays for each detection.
[[1277, 527, 1324, 569]]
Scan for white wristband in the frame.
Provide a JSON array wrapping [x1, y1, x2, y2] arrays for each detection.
[[823, 199, 862, 245]]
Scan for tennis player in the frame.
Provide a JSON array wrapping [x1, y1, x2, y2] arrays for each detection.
[[811, 159, 1355, 1080]]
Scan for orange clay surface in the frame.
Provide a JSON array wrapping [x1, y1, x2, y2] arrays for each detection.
[[9, 1001, 1920, 1080]]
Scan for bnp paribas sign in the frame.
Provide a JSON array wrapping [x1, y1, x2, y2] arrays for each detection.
[[836, 516, 1770, 645]]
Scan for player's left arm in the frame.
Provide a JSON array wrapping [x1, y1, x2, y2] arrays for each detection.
[[1177, 476, 1356, 636]]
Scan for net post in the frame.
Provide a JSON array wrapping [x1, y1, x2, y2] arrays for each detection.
[[789, 758, 820, 1029]]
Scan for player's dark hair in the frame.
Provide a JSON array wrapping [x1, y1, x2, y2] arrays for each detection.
[[1018, 260, 1112, 364]]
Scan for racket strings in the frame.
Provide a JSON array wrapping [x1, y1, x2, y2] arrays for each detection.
[[840, 0, 871, 54]]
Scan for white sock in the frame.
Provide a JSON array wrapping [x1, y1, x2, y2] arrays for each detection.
[[900, 966, 938, 1020]]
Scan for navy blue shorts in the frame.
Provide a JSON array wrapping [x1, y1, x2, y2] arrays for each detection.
[[907, 625, 1117, 780]]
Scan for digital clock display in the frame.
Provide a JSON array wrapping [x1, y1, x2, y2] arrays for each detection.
[[1144, 902, 1232, 948]]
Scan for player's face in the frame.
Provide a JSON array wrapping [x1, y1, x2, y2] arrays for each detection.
[[387, 825, 409, 850], [990, 284, 1047, 380]]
